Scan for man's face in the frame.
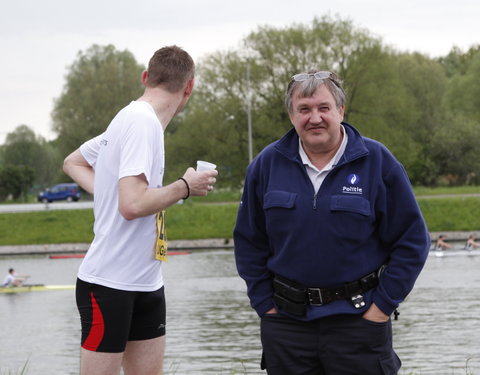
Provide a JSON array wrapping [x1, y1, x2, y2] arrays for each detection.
[[288, 84, 345, 154]]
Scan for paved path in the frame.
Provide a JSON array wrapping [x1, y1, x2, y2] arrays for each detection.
[[416, 193, 480, 199], [0, 201, 93, 213]]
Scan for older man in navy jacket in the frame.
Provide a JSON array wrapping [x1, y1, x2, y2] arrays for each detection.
[[234, 70, 430, 375]]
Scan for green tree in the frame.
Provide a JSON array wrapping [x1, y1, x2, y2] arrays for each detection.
[[52, 44, 144, 157], [347, 52, 448, 185], [432, 48, 480, 184], [0, 164, 35, 201], [429, 119, 480, 185], [444, 49, 480, 120], [438, 44, 480, 77], [0, 125, 57, 189], [2, 125, 42, 167], [165, 50, 256, 187]]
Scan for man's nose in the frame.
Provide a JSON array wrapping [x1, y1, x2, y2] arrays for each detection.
[[309, 109, 322, 123]]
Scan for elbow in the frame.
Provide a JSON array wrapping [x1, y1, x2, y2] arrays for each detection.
[[63, 157, 73, 177], [119, 209, 138, 221], [118, 201, 142, 221], [118, 176, 149, 220]]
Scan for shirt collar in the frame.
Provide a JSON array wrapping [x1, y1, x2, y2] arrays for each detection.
[[299, 125, 348, 173]]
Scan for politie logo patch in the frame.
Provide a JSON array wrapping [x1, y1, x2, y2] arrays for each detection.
[[348, 174, 359, 185], [343, 173, 363, 194]]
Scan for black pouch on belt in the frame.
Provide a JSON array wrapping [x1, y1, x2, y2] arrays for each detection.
[[272, 275, 307, 316]]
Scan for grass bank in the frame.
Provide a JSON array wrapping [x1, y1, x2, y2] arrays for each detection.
[[0, 188, 479, 246], [0, 201, 238, 246]]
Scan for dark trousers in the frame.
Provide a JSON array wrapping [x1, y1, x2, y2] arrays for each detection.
[[260, 313, 401, 375]]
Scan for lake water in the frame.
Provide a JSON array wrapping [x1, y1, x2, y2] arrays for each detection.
[[1, 249, 480, 375]]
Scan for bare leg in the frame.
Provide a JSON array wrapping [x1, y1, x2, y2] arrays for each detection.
[[122, 336, 166, 375], [80, 348, 123, 375]]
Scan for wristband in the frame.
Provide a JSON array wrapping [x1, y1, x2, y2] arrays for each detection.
[[178, 177, 190, 200]]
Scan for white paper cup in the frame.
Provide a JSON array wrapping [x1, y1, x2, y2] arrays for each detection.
[[196, 160, 217, 171]]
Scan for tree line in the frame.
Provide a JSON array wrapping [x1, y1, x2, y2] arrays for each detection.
[[1, 15, 479, 200]]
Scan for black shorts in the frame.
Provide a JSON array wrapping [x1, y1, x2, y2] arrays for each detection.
[[76, 278, 166, 353]]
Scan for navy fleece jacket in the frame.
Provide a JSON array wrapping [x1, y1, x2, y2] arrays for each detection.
[[234, 123, 430, 321]]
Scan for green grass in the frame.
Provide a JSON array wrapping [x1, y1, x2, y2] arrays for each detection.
[[167, 201, 238, 239], [0, 201, 239, 246], [0, 188, 480, 246], [418, 197, 480, 231], [188, 188, 242, 203], [0, 209, 95, 245]]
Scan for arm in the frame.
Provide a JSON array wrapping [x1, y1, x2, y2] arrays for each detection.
[[63, 134, 102, 194], [63, 149, 95, 194], [118, 167, 218, 220], [14, 274, 30, 282], [234, 164, 275, 317], [440, 240, 452, 249], [373, 163, 430, 316]]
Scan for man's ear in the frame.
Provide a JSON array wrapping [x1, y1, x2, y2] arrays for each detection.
[[184, 79, 194, 97], [141, 70, 148, 86], [339, 104, 345, 121], [288, 110, 294, 124]]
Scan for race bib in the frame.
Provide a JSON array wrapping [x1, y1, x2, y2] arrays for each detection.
[[155, 210, 168, 262]]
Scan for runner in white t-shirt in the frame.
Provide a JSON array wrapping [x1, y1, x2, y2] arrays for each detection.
[[63, 45, 218, 375]]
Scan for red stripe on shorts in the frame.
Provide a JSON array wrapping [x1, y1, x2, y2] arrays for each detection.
[[83, 291, 104, 351]]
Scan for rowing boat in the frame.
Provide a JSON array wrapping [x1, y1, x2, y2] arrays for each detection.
[[0, 284, 75, 294], [429, 249, 480, 258]]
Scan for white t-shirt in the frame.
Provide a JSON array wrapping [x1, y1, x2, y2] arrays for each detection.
[[78, 101, 165, 291]]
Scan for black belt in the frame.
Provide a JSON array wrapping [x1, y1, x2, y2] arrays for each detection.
[[273, 271, 380, 316]]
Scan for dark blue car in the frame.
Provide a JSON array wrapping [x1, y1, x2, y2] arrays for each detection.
[[38, 183, 81, 203]]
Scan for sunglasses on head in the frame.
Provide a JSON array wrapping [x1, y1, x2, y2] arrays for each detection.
[[290, 71, 342, 90], [291, 71, 333, 81]]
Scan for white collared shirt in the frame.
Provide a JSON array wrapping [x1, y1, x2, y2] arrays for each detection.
[[299, 125, 348, 193]]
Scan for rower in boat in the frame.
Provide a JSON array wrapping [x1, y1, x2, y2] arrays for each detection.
[[434, 235, 453, 251], [2, 268, 30, 287], [465, 234, 480, 250]]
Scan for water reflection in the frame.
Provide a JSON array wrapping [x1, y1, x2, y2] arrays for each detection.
[[393, 255, 480, 374], [164, 250, 262, 374], [1, 250, 480, 374]]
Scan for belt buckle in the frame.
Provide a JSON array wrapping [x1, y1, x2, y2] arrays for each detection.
[[308, 288, 323, 306]]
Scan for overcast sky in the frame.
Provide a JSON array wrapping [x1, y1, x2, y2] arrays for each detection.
[[0, 0, 478, 145]]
